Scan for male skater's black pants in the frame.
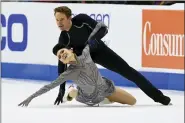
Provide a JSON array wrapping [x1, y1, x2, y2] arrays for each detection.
[[90, 42, 164, 102], [58, 41, 164, 103]]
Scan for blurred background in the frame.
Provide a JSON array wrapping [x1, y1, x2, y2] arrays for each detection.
[[1, 0, 180, 5]]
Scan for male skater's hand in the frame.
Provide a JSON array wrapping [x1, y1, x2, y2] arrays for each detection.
[[89, 39, 99, 48], [54, 87, 65, 105], [88, 39, 100, 52], [54, 94, 63, 105]]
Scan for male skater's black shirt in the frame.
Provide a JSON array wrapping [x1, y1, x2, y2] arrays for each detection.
[[53, 13, 108, 74]]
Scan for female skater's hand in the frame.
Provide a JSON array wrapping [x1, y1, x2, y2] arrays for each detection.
[[18, 97, 33, 107]]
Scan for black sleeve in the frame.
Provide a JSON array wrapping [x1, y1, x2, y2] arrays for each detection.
[[73, 13, 98, 30], [52, 31, 69, 96], [73, 14, 108, 41], [58, 60, 67, 96]]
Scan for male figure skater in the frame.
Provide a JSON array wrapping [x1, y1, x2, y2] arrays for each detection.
[[52, 6, 171, 106]]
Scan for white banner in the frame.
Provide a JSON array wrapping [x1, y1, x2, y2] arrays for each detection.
[[1, 2, 184, 73]]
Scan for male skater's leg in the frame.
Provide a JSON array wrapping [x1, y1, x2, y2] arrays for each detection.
[[91, 43, 171, 105]]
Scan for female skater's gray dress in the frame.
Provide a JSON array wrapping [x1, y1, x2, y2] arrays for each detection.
[[26, 45, 115, 106]]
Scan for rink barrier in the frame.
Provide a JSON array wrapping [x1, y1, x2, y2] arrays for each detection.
[[1, 62, 184, 91], [1, 2, 184, 91]]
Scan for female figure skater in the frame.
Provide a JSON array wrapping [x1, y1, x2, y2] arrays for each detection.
[[18, 45, 136, 107]]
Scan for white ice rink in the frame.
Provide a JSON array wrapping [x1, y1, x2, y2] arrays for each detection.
[[2, 78, 184, 123]]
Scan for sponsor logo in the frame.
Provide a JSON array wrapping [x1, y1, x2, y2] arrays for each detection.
[[1, 14, 28, 51], [142, 10, 184, 69], [72, 13, 110, 28]]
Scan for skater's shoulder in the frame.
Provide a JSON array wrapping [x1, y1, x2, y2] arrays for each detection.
[[72, 13, 97, 27], [72, 13, 90, 21]]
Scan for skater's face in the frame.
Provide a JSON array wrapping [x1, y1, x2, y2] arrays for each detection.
[[57, 48, 74, 64], [55, 12, 71, 31]]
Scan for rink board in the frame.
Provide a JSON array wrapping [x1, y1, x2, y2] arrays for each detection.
[[2, 62, 184, 90], [1, 2, 184, 91]]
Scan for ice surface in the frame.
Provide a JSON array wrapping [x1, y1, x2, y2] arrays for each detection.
[[2, 79, 184, 123]]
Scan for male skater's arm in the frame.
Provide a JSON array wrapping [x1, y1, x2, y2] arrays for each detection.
[[52, 31, 70, 105], [73, 14, 108, 43], [55, 60, 67, 105]]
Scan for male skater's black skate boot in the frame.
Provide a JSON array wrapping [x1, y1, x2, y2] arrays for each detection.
[[158, 95, 172, 105]]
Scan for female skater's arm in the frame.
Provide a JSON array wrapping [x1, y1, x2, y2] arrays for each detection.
[[18, 69, 79, 107]]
